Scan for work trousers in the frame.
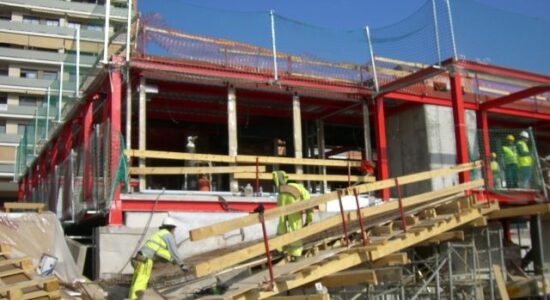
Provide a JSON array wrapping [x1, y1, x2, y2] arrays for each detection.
[[128, 258, 153, 299]]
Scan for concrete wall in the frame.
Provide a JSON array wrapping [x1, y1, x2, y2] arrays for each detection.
[[387, 104, 478, 196]]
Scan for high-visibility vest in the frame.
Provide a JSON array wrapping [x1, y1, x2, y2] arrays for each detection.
[[144, 229, 172, 261], [490, 161, 500, 172], [516, 140, 533, 167], [501, 145, 517, 165]]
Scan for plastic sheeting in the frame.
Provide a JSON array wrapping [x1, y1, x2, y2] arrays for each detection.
[[0, 211, 83, 283]]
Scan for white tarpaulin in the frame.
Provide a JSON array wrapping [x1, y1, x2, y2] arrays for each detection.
[[0, 211, 83, 283]]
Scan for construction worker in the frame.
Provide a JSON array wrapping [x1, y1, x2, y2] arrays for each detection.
[[516, 131, 534, 189], [502, 134, 518, 188], [272, 170, 312, 261], [490, 152, 502, 189], [128, 217, 186, 299]]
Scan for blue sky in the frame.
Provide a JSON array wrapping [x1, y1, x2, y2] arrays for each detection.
[[138, 0, 550, 74]]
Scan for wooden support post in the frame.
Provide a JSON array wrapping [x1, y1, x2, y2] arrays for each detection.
[[292, 94, 303, 175], [316, 119, 327, 193]]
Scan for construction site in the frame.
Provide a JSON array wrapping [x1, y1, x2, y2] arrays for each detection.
[[1, 0, 550, 299]]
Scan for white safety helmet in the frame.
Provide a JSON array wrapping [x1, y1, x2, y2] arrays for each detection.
[[519, 131, 529, 139], [162, 216, 178, 227]]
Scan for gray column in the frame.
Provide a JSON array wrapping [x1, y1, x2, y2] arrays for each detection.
[[227, 86, 238, 192], [125, 71, 132, 153], [138, 77, 146, 191], [292, 94, 303, 175], [362, 100, 372, 160]]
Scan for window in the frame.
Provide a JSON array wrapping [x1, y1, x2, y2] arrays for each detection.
[[0, 65, 7, 76], [86, 24, 103, 32], [0, 93, 6, 111], [43, 71, 58, 81], [19, 96, 37, 107], [67, 22, 81, 30], [20, 69, 38, 79], [17, 124, 28, 135], [22, 16, 40, 25], [45, 19, 59, 27], [0, 120, 6, 134]]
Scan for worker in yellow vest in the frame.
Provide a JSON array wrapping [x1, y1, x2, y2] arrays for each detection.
[[272, 170, 312, 261], [129, 217, 186, 299], [516, 131, 534, 189], [502, 134, 518, 188], [490, 152, 502, 189]]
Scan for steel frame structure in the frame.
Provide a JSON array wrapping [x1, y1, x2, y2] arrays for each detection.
[[15, 47, 550, 226]]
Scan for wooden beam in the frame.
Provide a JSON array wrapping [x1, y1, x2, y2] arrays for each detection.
[[320, 269, 377, 287], [418, 231, 464, 246], [488, 203, 550, 220], [269, 294, 330, 300], [234, 172, 375, 182], [4, 202, 44, 213], [125, 149, 361, 167], [493, 265, 510, 300], [191, 180, 484, 277], [189, 162, 482, 241], [129, 165, 266, 175], [371, 252, 409, 268]]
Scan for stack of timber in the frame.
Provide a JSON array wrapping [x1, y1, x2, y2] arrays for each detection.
[[0, 244, 60, 300], [154, 162, 504, 299], [3, 203, 44, 213]]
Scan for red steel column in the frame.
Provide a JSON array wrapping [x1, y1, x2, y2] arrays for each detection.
[[82, 101, 94, 206], [17, 180, 24, 202], [108, 56, 124, 225], [374, 96, 390, 200], [450, 72, 470, 183], [477, 111, 493, 187]]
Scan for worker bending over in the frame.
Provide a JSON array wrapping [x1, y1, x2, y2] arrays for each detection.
[[129, 217, 186, 299], [272, 170, 312, 261]]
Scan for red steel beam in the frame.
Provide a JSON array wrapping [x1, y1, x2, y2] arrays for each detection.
[[378, 65, 446, 96], [374, 96, 390, 200], [450, 72, 470, 183], [457, 60, 550, 84], [479, 85, 550, 111], [82, 101, 93, 206], [120, 199, 276, 212], [108, 56, 124, 226], [477, 111, 493, 187]]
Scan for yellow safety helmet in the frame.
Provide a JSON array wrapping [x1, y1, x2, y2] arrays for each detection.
[[272, 170, 288, 187], [491, 152, 497, 159], [505, 134, 515, 142]]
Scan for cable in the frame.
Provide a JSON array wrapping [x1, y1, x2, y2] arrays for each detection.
[[116, 188, 165, 274]]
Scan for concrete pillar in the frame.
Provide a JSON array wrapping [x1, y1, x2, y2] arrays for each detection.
[[292, 94, 303, 175], [138, 77, 146, 191], [316, 119, 327, 193], [362, 100, 372, 160], [227, 86, 238, 192]]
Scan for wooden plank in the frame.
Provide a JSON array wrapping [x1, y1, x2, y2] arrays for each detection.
[[4, 202, 44, 213], [269, 294, 330, 300], [488, 203, 550, 220], [418, 231, 464, 246], [371, 253, 408, 268], [234, 172, 375, 182], [189, 162, 482, 241], [493, 265, 510, 300], [191, 180, 484, 277], [128, 165, 266, 175], [0, 257, 33, 271], [124, 149, 361, 167], [0, 277, 58, 294], [320, 269, 377, 287]]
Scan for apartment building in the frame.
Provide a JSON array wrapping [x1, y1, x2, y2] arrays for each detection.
[[0, 0, 130, 201]]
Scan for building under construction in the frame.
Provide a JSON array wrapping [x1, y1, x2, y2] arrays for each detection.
[[4, 0, 550, 299]]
